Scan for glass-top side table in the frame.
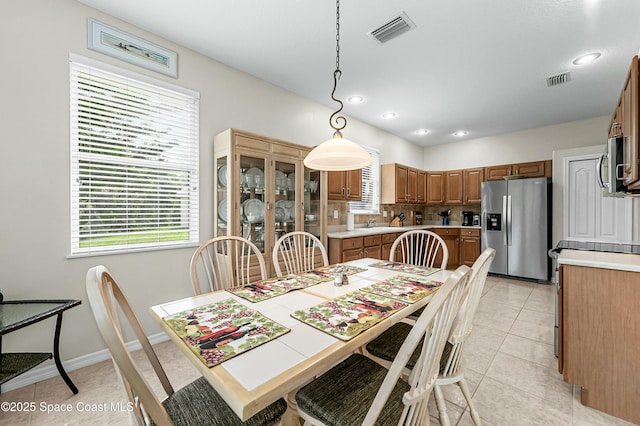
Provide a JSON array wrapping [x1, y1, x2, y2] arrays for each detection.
[[0, 300, 81, 394]]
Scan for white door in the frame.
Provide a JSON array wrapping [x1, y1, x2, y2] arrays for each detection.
[[564, 155, 632, 241]]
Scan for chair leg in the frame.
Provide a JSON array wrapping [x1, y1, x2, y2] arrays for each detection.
[[434, 384, 451, 426], [458, 378, 481, 425]]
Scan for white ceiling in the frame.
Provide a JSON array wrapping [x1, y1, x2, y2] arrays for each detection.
[[77, 0, 640, 147]]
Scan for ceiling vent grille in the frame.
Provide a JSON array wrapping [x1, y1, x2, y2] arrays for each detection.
[[368, 12, 416, 44], [546, 72, 571, 87]]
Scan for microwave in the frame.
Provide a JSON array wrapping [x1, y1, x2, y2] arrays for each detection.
[[597, 136, 627, 195]]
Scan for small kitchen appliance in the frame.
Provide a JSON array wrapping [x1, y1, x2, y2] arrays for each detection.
[[472, 214, 480, 226], [461, 211, 474, 226]]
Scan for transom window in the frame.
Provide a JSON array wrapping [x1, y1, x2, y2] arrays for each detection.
[[70, 55, 200, 256]]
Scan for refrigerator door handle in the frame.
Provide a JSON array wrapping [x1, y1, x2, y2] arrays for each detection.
[[502, 195, 508, 246], [506, 195, 513, 246]]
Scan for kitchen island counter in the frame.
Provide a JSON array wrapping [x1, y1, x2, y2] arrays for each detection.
[[558, 248, 640, 273]]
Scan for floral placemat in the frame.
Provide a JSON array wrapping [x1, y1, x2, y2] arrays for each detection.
[[361, 275, 444, 303], [164, 298, 289, 367], [296, 264, 368, 282], [369, 261, 439, 277], [228, 275, 322, 303], [291, 290, 407, 341]]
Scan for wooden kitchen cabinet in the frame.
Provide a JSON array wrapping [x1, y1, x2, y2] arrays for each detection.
[[329, 232, 402, 263], [363, 234, 382, 259], [426, 171, 445, 205], [327, 169, 362, 201], [445, 170, 463, 205], [621, 56, 639, 189], [381, 163, 418, 204], [484, 160, 551, 181], [432, 227, 460, 269], [459, 228, 481, 266], [381, 232, 400, 261], [559, 263, 640, 424], [463, 167, 483, 204], [417, 170, 428, 204]]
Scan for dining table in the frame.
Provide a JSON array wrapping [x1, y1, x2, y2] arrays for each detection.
[[149, 258, 451, 423]]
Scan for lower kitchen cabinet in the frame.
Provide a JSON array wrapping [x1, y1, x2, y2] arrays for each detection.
[[558, 263, 640, 425], [459, 228, 481, 266], [329, 228, 480, 269], [432, 228, 460, 269], [329, 235, 376, 263]]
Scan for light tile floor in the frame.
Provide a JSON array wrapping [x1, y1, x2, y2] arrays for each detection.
[[0, 276, 635, 425]]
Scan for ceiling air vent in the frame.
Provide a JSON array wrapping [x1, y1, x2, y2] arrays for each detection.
[[368, 12, 416, 44], [546, 72, 571, 87]]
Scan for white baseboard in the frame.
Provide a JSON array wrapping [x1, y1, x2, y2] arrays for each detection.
[[0, 332, 169, 393]]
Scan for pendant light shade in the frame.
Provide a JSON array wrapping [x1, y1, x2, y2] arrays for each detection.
[[304, 132, 372, 171], [303, 0, 372, 171]]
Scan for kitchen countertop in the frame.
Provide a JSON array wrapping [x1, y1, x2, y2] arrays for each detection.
[[327, 224, 482, 239], [558, 249, 640, 273]]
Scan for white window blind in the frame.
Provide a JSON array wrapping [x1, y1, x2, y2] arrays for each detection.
[[349, 147, 380, 214], [70, 57, 199, 256]]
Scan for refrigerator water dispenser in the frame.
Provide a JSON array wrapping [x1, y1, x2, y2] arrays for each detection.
[[486, 213, 501, 231]]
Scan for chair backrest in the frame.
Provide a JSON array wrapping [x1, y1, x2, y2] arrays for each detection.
[[190, 236, 267, 295], [86, 266, 174, 425], [363, 265, 473, 425], [389, 230, 448, 269], [272, 231, 329, 276], [440, 248, 496, 377]]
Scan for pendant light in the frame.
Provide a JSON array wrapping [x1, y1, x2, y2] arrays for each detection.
[[303, 0, 372, 171]]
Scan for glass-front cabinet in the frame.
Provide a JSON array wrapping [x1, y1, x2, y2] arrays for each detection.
[[213, 129, 325, 278]]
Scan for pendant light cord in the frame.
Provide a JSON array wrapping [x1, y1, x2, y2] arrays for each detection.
[[329, 0, 346, 136]]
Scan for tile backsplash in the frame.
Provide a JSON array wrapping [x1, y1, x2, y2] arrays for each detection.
[[326, 201, 480, 227]]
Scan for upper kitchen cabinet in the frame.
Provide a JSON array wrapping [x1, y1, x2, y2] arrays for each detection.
[[463, 167, 484, 204], [381, 163, 418, 204], [444, 170, 463, 205], [327, 169, 362, 201], [417, 170, 428, 204], [484, 160, 551, 181], [426, 171, 445, 205], [620, 56, 639, 189], [213, 129, 325, 277]]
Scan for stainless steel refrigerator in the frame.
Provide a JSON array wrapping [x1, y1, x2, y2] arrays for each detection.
[[481, 177, 551, 281]]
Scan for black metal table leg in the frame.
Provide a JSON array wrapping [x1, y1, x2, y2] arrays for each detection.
[[53, 313, 78, 394]]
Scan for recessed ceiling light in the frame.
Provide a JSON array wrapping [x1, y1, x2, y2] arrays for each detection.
[[453, 130, 468, 137], [382, 112, 397, 119], [347, 95, 364, 103], [573, 52, 601, 65], [415, 129, 430, 135]]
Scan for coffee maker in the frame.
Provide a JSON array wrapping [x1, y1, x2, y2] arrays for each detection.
[[461, 211, 474, 226]]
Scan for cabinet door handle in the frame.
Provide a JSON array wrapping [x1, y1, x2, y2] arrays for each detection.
[[346, 187, 350, 197]]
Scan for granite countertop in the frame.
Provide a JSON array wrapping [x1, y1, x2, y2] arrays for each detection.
[[558, 249, 640, 273], [327, 224, 482, 239]]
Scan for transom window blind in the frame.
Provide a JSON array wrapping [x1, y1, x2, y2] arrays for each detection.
[[349, 147, 380, 214], [70, 57, 199, 256]]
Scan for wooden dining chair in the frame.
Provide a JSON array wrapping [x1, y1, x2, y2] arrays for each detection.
[[390, 229, 448, 269], [190, 236, 267, 295], [85, 265, 287, 426], [294, 265, 472, 426], [272, 231, 329, 277], [363, 248, 496, 426]]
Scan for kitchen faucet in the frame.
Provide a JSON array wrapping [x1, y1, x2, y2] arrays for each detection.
[[367, 219, 376, 228]]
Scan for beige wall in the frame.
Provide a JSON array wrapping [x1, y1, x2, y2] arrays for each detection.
[[422, 115, 611, 170], [0, 0, 421, 361]]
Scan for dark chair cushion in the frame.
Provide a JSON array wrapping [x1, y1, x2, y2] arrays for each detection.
[[162, 376, 287, 426], [295, 354, 410, 426], [366, 322, 453, 373]]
